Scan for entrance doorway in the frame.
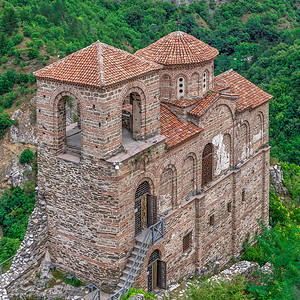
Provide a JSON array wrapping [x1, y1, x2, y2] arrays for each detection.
[[147, 250, 166, 292], [135, 181, 157, 236]]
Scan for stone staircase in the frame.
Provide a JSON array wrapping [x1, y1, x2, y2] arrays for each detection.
[[108, 219, 165, 300], [116, 233, 146, 291]]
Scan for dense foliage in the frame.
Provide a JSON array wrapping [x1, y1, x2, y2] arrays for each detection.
[[20, 148, 34, 165], [0, 112, 15, 138], [242, 162, 300, 299], [0, 182, 36, 268], [0, 0, 299, 163]]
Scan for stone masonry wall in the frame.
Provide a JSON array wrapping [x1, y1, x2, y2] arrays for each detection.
[[37, 146, 122, 290]]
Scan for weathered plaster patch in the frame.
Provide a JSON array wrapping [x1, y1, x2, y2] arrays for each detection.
[[212, 133, 230, 176], [253, 130, 263, 144]]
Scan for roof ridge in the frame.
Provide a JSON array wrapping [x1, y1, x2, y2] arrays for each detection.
[[97, 40, 162, 69], [96, 41, 106, 87], [216, 68, 234, 78]]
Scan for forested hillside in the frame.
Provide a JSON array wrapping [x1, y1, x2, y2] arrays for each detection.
[[0, 0, 299, 163], [0, 1, 299, 297]]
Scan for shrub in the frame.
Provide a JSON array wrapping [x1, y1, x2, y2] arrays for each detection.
[[15, 100, 21, 106], [28, 74, 36, 85], [0, 113, 13, 138], [42, 60, 47, 66], [1, 56, 8, 63], [13, 34, 24, 45], [2, 65, 6, 69], [27, 48, 38, 60], [184, 275, 249, 300], [121, 287, 156, 300], [20, 149, 34, 165]]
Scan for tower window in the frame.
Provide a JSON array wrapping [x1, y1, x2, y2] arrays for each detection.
[[227, 202, 232, 212], [209, 214, 215, 226], [177, 77, 185, 98]]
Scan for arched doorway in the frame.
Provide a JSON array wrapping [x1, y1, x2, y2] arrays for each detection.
[[202, 143, 213, 186], [134, 181, 157, 236], [147, 250, 166, 292]]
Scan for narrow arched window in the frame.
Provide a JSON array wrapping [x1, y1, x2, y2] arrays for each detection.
[[177, 77, 185, 98], [202, 143, 213, 186], [203, 71, 208, 92]]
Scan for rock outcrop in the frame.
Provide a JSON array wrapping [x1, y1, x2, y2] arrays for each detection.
[[270, 163, 289, 195]]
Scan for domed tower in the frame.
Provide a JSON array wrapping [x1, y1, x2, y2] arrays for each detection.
[[135, 31, 219, 101]]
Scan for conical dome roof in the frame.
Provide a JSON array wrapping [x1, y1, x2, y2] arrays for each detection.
[[135, 31, 219, 66]]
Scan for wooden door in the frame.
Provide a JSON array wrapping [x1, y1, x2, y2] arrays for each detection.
[[152, 260, 158, 290], [141, 195, 147, 229]]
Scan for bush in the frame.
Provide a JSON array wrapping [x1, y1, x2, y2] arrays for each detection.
[[0, 113, 13, 138], [121, 287, 156, 300], [184, 275, 249, 300], [2, 65, 6, 69], [42, 60, 47, 66], [20, 149, 34, 165], [15, 100, 21, 106], [27, 48, 38, 60], [1, 56, 8, 63]]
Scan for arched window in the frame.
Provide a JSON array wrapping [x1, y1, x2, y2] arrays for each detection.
[[177, 76, 185, 98], [202, 143, 213, 186], [203, 71, 208, 92]]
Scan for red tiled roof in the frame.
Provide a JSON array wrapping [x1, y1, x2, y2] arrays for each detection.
[[162, 97, 199, 108], [34, 41, 162, 88], [189, 92, 219, 117], [215, 69, 273, 111], [161, 104, 202, 148], [135, 31, 219, 66]]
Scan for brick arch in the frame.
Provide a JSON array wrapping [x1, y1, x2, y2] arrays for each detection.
[[51, 86, 84, 108], [215, 103, 234, 122], [144, 243, 166, 267], [159, 164, 177, 213], [223, 132, 233, 168], [160, 72, 173, 100], [254, 111, 264, 146], [119, 80, 149, 103], [49, 86, 85, 152], [237, 120, 250, 162]]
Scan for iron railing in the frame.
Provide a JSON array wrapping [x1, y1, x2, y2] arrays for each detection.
[[108, 217, 166, 300], [0, 255, 15, 275]]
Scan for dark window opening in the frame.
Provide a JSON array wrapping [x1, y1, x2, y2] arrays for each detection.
[[202, 143, 213, 186], [183, 232, 192, 252], [209, 215, 215, 226], [227, 202, 232, 212], [242, 189, 246, 201]]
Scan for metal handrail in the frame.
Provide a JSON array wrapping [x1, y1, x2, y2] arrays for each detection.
[[0, 255, 15, 275], [108, 217, 166, 300]]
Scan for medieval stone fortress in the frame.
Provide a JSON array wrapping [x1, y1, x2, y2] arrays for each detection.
[[25, 31, 271, 296]]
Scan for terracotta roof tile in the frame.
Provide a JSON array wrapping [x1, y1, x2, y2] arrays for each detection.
[[215, 69, 273, 110], [135, 31, 219, 66], [34, 41, 162, 88], [188, 92, 219, 117], [162, 97, 199, 108], [161, 104, 202, 148]]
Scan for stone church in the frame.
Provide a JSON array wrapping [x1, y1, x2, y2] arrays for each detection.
[[34, 31, 272, 295]]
